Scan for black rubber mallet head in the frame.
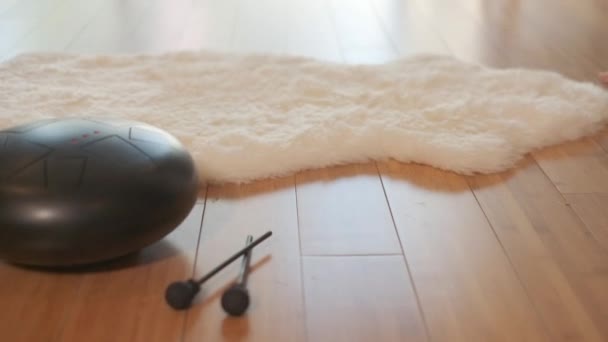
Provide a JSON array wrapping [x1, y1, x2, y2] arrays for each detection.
[[165, 231, 272, 310], [165, 279, 201, 310], [221, 235, 254, 316]]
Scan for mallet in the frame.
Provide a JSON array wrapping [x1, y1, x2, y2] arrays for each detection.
[[164, 231, 272, 310], [221, 235, 254, 316]]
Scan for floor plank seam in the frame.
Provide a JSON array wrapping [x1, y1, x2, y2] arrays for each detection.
[[172, 1, 193, 50], [180, 183, 209, 342], [323, 0, 346, 63], [293, 174, 311, 342], [374, 161, 432, 342], [502, 2, 603, 72], [466, 178, 557, 341], [595, 137, 608, 155], [0, 0, 19, 17], [409, 0, 465, 57], [365, 0, 400, 56], [562, 196, 608, 255], [531, 156, 608, 254], [63, 0, 109, 51], [190, 185, 209, 279], [3, 0, 67, 57], [52, 276, 86, 342], [227, 0, 239, 51]]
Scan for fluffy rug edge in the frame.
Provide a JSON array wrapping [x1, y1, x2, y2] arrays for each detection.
[[1, 50, 608, 184]]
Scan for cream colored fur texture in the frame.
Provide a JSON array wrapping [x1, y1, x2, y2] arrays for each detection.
[[1, 51, 607, 183]]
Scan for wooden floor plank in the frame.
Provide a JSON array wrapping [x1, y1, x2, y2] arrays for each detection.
[[0, 0, 21, 15], [454, 0, 601, 80], [598, 129, 608, 153], [327, 0, 398, 64], [58, 203, 205, 342], [124, 0, 192, 54], [420, 0, 601, 84], [284, 0, 341, 62], [468, 0, 608, 73], [66, 0, 156, 53], [0, 263, 82, 342], [378, 161, 550, 342], [10, 0, 107, 56], [0, 0, 67, 58], [407, 0, 511, 66], [0, 0, 60, 21], [468, 158, 608, 341], [547, 0, 608, 70], [296, 163, 401, 256], [183, 177, 306, 342], [302, 255, 428, 342], [532, 138, 608, 194], [369, 0, 449, 56], [564, 193, 608, 252], [178, 0, 239, 52], [230, 0, 287, 55]]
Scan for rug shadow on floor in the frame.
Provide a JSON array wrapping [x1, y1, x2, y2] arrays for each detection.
[[204, 160, 524, 197]]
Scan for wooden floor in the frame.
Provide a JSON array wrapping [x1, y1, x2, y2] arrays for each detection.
[[1, 0, 608, 341]]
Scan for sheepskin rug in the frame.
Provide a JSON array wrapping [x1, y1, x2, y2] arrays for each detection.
[[1, 51, 607, 183]]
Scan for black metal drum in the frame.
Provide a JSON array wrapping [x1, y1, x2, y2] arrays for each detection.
[[0, 118, 199, 267]]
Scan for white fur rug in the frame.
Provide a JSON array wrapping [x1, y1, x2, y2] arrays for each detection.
[[1, 51, 607, 183]]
